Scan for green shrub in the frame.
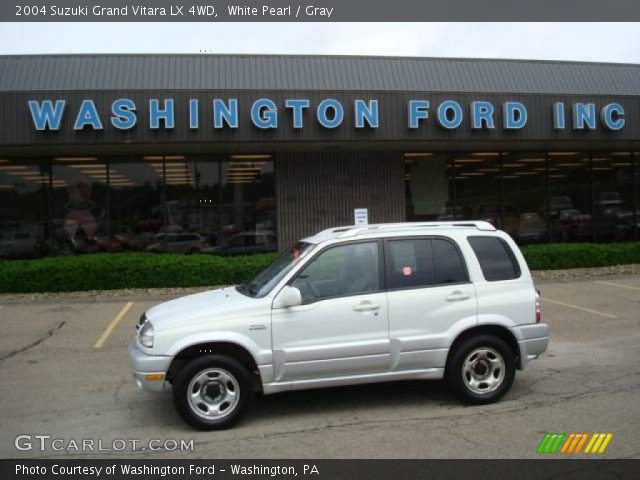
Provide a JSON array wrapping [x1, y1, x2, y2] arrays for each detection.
[[0, 252, 278, 293], [520, 242, 640, 270], [0, 243, 638, 293]]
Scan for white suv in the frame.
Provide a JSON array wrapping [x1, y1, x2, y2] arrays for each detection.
[[129, 222, 549, 430]]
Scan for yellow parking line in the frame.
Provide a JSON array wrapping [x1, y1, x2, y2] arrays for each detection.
[[541, 298, 617, 319], [94, 302, 134, 348], [595, 280, 640, 291]]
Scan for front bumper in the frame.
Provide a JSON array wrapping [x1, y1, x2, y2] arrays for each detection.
[[128, 340, 173, 393], [512, 323, 550, 369]]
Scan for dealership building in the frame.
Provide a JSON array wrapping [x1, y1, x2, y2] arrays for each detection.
[[0, 54, 639, 257]]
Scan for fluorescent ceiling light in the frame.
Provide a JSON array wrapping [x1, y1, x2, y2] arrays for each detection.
[[53, 157, 98, 161], [455, 159, 485, 163], [230, 154, 272, 159], [518, 158, 545, 163], [403, 152, 433, 158], [547, 152, 578, 156], [471, 152, 501, 156]]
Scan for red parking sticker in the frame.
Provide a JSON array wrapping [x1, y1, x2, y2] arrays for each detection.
[[403, 266, 412, 276]]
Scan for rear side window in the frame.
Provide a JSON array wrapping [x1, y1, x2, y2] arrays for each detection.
[[468, 236, 521, 281], [433, 239, 468, 284], [387, 238, 468, 289], [387, 239, 435, 289]]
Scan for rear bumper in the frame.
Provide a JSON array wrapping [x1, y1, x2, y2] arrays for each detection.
[[511, 323, 549, 369], [128, 340, 173, 393]]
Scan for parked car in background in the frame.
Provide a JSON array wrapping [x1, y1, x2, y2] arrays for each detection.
[[146, 233, 209, 253], [203, 231, 277, 255], [553, 209, 591, 242], [548, 196, 574, 215], [0, 230, 39, 258], [517, 213, 547, 244]]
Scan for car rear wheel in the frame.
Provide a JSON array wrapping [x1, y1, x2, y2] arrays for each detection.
[[172, 355, 252, 430], [445, 335, 515, 405]]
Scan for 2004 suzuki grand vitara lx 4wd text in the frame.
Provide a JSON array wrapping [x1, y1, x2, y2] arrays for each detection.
[[129, 221, 549, 430]]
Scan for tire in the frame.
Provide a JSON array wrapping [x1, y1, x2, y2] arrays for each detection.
[[445, 335, 515, 405], [172, 355, 252, 430]]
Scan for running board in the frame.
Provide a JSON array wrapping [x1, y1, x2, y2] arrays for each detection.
[[262, 368, 444, 395]]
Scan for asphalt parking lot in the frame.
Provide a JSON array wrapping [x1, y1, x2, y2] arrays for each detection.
[[1, 275, 639, 459]]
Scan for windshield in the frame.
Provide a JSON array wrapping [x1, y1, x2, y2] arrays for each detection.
[[237, 241, 316, 298]]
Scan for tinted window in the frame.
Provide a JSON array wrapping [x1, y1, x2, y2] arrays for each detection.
[[387, 238, 468, 289], [292, 242, 379, 303], [387, 239, 434, 289], [433, 239, 468, 284], [468, 236, 521, 281]]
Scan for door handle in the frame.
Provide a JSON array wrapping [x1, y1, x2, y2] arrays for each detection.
[[352, 302, 381, 312], [445, 291, 471, 302]]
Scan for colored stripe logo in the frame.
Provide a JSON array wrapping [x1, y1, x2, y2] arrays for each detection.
[[537, 433, 613, 454]]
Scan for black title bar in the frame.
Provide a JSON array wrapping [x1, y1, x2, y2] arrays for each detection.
[[2, 459, 640, 480], [3, 0, 640, 22]]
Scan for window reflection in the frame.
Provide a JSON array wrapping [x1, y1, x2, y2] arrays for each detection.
[[455, 153, 502, 229], [592, 153, 634, 242], [501, 153, 548, 244], [52, 157, 108, 254], [548, 153, 592, 242], [0, 159, 50, 258], [109, 158, 163, 251], [218, 156, 276, 254]]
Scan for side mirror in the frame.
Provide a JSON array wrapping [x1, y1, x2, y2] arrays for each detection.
[[274, 286, 302, 309]]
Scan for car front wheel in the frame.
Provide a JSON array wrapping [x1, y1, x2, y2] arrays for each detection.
[[445, 335, 515, 405], [172, 355, 252, 430]]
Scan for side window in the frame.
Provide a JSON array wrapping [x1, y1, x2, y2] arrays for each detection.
[[433, 239, 468, 284], [468, 236, 521, 281], [387, 239, 434, 289], [291, 242, 379, 303]]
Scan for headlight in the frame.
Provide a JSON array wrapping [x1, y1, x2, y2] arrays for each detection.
[[139, 322, 154, 348], [136, 312, 147, 331]]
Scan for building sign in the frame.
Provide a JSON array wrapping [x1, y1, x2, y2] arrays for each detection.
[[26, 97, 626, 132]]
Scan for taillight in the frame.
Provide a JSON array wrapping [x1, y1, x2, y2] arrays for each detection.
[[535, 289, 541, 323]]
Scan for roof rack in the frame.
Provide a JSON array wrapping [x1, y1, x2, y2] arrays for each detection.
[[326, 221, 496, 238]]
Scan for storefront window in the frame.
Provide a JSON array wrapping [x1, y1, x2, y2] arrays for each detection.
[[0, 159, 50, 258], [52, 157, 108, 254], [636, 153, 640, 242], [405, 153, 453, 221], [592, 153, 634, 242], [161, 155, 221, 252], [219, 156, 276, 253], [455, 153, 501, 227], [501, 153, 548, 244], [548, 153, 592, 242], [109, 157, 164, 252]]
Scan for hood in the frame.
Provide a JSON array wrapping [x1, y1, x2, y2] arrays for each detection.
[[145, 286, 254, 331]]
